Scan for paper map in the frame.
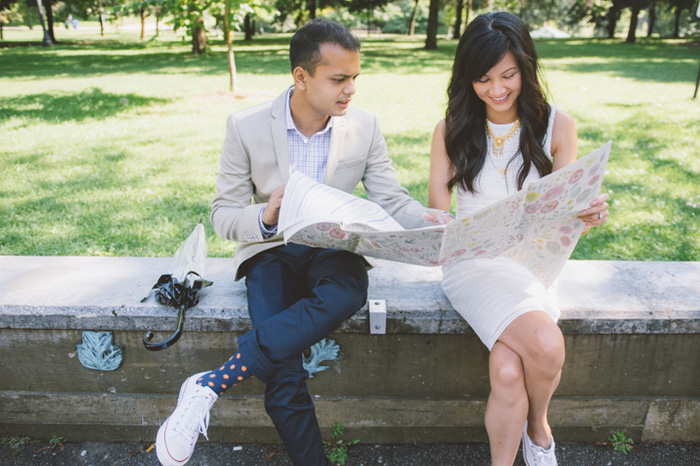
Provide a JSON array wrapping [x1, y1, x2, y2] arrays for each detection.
[[278, 142, 611, 286]]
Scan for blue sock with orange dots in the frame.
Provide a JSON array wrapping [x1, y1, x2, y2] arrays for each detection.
[[196, 352, 251, 396]]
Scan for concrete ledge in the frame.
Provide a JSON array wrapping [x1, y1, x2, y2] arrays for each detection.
[[3, 392, 699, 443], [1, 256, 699, 443], [2, 256, 699, 334]]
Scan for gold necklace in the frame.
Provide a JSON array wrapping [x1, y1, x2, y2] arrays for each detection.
[[486, 119, 520, 157], [488, 153, 511, 178]]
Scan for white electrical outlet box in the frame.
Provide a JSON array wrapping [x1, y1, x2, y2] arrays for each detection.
[[369, 299, 386, 334]]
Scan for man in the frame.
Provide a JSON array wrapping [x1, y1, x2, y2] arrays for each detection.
[[155, 18, 449, 466]]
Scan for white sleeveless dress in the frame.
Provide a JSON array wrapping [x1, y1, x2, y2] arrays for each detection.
[[442, 106, 560, 350]]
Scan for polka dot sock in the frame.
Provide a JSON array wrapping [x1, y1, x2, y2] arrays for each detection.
[[196, 352, 251, 396]]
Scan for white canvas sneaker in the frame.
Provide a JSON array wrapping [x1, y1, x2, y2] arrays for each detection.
[[522, 422, 558, 466], [156, 372, 218, 466]]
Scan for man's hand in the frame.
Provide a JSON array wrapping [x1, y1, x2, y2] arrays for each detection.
[[262, 185, 286, 227], [422, 211, 454, 226]]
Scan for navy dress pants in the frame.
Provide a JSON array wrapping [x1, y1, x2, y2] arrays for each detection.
[[237, 244, 368, 466]]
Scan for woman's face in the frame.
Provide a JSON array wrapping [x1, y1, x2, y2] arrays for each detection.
[[472, 51, 522, 124]]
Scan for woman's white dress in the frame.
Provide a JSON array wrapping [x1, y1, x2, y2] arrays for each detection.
[[442, 106, 560, 350]]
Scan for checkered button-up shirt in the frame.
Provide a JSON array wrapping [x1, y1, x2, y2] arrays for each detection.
[[285, 86, 333, 182], [259, 87, 334, 236]]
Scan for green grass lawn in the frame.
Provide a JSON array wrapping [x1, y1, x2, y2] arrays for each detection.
[[1, 24, 699, 260]]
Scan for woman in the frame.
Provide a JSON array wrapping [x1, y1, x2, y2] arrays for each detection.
[[428, 12, 609, 466]]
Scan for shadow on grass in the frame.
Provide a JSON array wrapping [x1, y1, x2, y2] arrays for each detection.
[[573, 102, 700, 260], [574, 178, 699, 261], [0, 36, 291, 78], [360, 42, 458, 75], [536, 39, 699, 83], [0, 88, 170, 122], [1, 146, 214, 256], [1, 36, 697, 84], [1, 191, 214, 256]]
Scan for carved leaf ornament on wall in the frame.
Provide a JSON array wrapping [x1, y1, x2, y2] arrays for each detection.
[[75, 331, 124, 371], [303, 338, 342, 378]]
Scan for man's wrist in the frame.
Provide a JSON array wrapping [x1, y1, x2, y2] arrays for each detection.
[[258, 207, 278, 237]]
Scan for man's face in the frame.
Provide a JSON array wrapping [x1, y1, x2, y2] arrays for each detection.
[[300, 43, 361, 118]]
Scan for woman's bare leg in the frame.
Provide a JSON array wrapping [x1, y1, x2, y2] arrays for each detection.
[[486, 341, 529, 465], [498, 311, 565, 449]]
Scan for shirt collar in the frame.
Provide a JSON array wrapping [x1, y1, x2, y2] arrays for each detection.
[[285, 86, 333, 136]]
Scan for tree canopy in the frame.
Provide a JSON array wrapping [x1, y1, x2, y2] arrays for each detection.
[[3, 0, 699, 50]]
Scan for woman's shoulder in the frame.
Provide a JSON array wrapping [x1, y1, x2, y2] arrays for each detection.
[[435, 118, 447, 133], [550, 107, 578, 165], [431, 119, 448, 152], [551, 107, 575, 132]]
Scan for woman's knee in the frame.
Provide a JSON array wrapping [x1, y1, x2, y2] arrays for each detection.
[[527, 326, 566, 376], [490, 344, 525, 395], [503, 313, 565, 377]]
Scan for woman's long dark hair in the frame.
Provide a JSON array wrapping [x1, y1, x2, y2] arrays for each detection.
[[445, 12, 552, 193]]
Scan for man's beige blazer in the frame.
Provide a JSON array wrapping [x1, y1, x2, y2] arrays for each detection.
[[211, 89, 433, 280]]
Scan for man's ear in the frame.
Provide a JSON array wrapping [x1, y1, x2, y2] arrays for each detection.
[[292, 66, 308, 90]]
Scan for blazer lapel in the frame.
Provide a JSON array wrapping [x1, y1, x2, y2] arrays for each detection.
[[271, 91, 291, 183], [323, 115, 346, 184]]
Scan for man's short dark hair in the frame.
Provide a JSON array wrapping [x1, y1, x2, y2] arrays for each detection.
[[289, 18, 361, 76]]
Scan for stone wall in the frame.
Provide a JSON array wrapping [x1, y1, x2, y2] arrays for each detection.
[[1, 256, 699, 443]]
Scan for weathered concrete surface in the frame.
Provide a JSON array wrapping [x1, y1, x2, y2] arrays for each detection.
[[1, 330, 699, 397], [1, 256, 699, 443], [2, 390, 699, 443], [1, 256, 699, 334]]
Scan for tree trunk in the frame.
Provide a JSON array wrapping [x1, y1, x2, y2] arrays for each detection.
[[192, 16, 207, 54], [225, 0, 237, 92], [244, 13, 253, 41], [140, 7, 146, 40], [425, 0, 439, 49], [408, 0, 419, 36], [606, 1, 621, 39], [308, 0, 316, 19], [42, 0, 56, 43], [98, 0, 105, 37], [465, 0, 471, 29], [36, 0, 52, 46], [647, 1, 656, 37], [672, 8, 681, 38], [367, 9, 372, 36], [453, 0, 463, 39], [626, 5, 640, 43]]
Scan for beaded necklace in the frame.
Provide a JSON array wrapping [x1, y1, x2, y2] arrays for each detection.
[[486, 119, 520, 178], [486, 119, 520, 157]]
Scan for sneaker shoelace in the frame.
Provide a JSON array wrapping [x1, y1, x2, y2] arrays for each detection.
[[171, 391, 214, 445]]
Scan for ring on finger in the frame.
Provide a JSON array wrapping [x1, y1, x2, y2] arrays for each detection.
[[598, 212, 603, 220]]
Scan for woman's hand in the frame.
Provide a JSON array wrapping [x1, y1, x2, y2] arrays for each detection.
[[578, 193, 610, 229], [422, 210, 455, 225]]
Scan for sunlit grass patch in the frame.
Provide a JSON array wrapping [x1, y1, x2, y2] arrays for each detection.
[[1, 32, 698, 260]]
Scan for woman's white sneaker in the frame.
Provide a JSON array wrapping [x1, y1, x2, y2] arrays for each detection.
[[155, 372, 218, 466], [522, 422, 557, 466]]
